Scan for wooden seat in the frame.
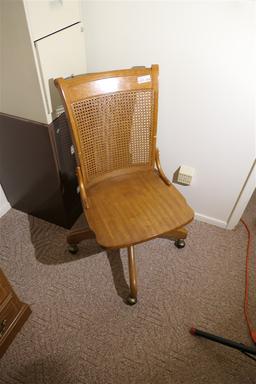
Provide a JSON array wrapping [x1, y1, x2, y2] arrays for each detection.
[[55, 65, 194, 305], [86, 170, 193, 249]]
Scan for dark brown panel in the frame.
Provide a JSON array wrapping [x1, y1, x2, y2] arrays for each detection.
[[50, 113, 82, 225], [0, 113, 82, 228]]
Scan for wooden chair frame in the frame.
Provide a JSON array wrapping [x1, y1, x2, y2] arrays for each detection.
[[55, 65, 194, 305]]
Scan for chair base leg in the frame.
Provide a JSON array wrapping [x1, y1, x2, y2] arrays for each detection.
[[127, 296, 137, 305], [127, 245, 137, 305], [66, 227, 187, 300], [68, 244, 79, 254], [158, 226, 188, 248], [67, 228, 96, 254]]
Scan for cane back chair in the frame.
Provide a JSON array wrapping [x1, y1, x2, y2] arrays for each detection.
[[55, 65, 194, 305]]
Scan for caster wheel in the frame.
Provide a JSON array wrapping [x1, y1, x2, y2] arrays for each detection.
[[127, 296, 137, 305], [68, 244, 79, 254], [174, 239, 185, 249]]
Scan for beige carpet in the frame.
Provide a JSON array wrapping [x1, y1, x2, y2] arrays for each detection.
[[0, 191, 256, 383]]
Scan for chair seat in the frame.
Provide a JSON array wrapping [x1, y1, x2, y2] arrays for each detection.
[[86, 170, 194, 248]]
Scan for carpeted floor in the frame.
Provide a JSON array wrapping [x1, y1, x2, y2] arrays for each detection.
[[0, 191, 256, 383]]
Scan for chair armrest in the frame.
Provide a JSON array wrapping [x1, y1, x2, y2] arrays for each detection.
[[76, 166, 89, 209], [155, 148, 171, 186]]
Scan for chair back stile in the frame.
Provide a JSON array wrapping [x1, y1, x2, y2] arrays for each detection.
[[55, 65, 159, 190]]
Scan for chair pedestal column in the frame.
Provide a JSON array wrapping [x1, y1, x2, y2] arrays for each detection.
[[127, 245, 137, 305]]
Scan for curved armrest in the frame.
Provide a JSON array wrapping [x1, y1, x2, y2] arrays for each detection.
[[76, 166, 89, 209], [155, 148, 171, 186]]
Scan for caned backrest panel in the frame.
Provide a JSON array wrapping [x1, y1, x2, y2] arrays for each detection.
[[72, 89, 154, 181], [55, 65, 159, 187]]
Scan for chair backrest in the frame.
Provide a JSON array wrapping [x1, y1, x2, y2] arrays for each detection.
[[55, 65, 159, 188]]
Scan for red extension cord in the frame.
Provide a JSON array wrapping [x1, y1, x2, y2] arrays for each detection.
[[240, 219, 256, 344]]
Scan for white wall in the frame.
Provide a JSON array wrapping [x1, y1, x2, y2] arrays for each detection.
[[1, 0, 46, 122], [0, 184, 10, 218], [82, 1, 255, 228], [227, 160, 256, 229]]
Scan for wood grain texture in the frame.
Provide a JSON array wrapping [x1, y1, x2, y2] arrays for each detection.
[[0, 269, 31, 358], [155, 148, 171, 186], [55, 65, 193, 250], [128, 246, 137, 300], [55, 65, 194, 301], [85, 170, 194, 248], [160, 227, 188, 240]]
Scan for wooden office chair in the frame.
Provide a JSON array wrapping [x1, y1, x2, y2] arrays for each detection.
[[55, 65, 194, 305]]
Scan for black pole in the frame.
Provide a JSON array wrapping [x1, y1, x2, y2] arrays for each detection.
[[190, 327, 256, 356]]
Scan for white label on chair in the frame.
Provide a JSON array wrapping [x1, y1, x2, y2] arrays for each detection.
[[137, 75, 151, 84]]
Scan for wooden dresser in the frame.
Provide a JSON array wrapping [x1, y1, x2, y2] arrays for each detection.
[[0, 268, 31, 358]]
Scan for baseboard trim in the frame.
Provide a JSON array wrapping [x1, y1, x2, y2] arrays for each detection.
[[0, 201, 11, 218], [195, 213, 227, 229]]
